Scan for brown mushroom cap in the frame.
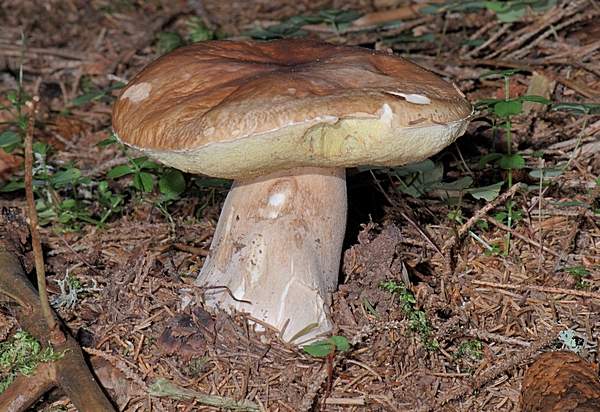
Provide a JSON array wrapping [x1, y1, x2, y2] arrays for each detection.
[[113, 39, 472, 179]]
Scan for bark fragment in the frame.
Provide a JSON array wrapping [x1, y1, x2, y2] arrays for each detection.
[[520, 350, 600, 412]]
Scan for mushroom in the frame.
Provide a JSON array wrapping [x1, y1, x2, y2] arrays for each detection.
[[112, 39, 472, 343]]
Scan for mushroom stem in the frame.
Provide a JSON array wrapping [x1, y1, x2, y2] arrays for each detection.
[[195, 166, 347, 342]]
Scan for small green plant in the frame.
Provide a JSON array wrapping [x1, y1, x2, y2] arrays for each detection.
[[379, 279, 439, 350], [476, 68, 552, 180], [246, 9, 363, 41], [483, 0, 557, 22], [157, 17, 222, 54], [246, 17, 312, 40], [100, 134, 185, 195], [421, 0, 557, 23], [156, 32, 186, 54], [448, 208, 501, 255], [186, 17, 216, 42], [0, 93, 28, 150], [476, 68, 551, 255], [493, 198, 526, 225], [302, 336, 350, 357], [95, 180, 126, 224], [0, 43, 130, 232], [317, 9, 364, 40], [97, 134, 187, 226], [563, 265, 591, 289], [454, 340, 483, 359], [0, 33, 30, 150], [0, 331, 67, 393], [0, 141, 111, 231]]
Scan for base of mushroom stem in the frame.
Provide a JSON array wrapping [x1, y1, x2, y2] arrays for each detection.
[[194, 166, 347, 343]]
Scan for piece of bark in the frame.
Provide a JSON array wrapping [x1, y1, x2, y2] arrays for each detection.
[[520, 350, 600, 412], [0, 251, 116, 412], [0, 205, 33, 272], [1, 362, 56, 411]]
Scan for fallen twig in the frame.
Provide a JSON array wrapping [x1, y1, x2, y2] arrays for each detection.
[[24, 96, 63, 344], [484, 215, 561, 257], [147, 377, 259, 411], [442, 183, 521, 254], [471, 279, 600, 300]]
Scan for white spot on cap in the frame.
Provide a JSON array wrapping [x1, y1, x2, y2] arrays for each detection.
[[313, 115, 338, 124], [121, 82, 152, 103], [379, 103, 393, 127], [386, 91, 431, 105]]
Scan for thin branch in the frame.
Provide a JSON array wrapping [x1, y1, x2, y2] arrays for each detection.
[[24, 96, 64, 344], [442, 183, 521, 254], [471, 279, 600, 300], [484, 215, 561, 258]]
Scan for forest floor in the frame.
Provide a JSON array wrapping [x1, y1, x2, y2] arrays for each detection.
[[1, 0, 600, 411]]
